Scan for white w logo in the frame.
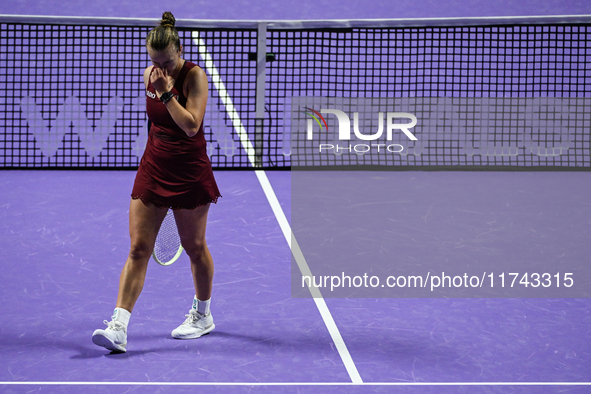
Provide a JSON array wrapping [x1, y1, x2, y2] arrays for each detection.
[[19, 96, 124, 158]]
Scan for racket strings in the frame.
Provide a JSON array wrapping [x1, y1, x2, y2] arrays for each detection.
[[153, 211, 183, 265]]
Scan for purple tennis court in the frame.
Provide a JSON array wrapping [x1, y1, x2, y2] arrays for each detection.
[[2, 170, 590, 393], [1, 0, 591, 393]]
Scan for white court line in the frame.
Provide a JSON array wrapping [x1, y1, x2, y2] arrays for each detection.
[[255, 170, 363, 384], [1, 382, 590, 386], [193, 32, 256, 161], [192, 31, 363, 384]]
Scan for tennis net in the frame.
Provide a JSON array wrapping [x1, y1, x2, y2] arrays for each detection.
[[1, 15, 590, 169]]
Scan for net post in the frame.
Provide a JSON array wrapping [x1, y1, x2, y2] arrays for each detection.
[[254, 22, 267, 168]]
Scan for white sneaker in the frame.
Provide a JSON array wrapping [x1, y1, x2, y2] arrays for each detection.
[[92, 320, 127, 353], [171, 310, 215, 339]]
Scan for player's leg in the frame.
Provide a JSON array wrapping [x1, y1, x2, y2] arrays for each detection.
[[92, 199, 167, 352], [174, 203, 213, 301], [170, 203, 215, 339], [116, 199, 168, 311]]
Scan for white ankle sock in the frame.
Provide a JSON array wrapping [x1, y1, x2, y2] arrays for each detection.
[[112, 307, 131, 326], [193, 296, 211, 315]]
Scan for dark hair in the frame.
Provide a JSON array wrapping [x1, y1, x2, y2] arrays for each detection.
[[146, 12, 181, 51]]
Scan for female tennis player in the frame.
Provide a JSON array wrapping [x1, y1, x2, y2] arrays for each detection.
[[92, 11, 221, 352]]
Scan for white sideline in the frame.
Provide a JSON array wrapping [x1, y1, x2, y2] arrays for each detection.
[[1, 382, 590, 386], [192, 31, 363, 384]]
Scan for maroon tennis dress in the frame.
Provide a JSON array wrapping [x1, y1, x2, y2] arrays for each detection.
[[132, 61, 221, 210]]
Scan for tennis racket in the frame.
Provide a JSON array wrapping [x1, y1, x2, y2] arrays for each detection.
[[153, 209, 184, 266]]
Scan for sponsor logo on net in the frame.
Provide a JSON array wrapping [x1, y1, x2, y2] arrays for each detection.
[[301, 107, 418, 154]]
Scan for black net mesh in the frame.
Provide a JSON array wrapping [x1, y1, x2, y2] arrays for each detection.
[[0, 22, 257, 168], [267, 25, 591, 169], [1, 19, 590, 169]]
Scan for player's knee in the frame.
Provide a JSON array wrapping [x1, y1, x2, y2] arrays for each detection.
[[182, 238, 207, 260], [128, 241, 153, 262]]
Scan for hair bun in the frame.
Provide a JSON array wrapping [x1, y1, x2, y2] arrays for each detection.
[[160, 12, 176, 28]]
